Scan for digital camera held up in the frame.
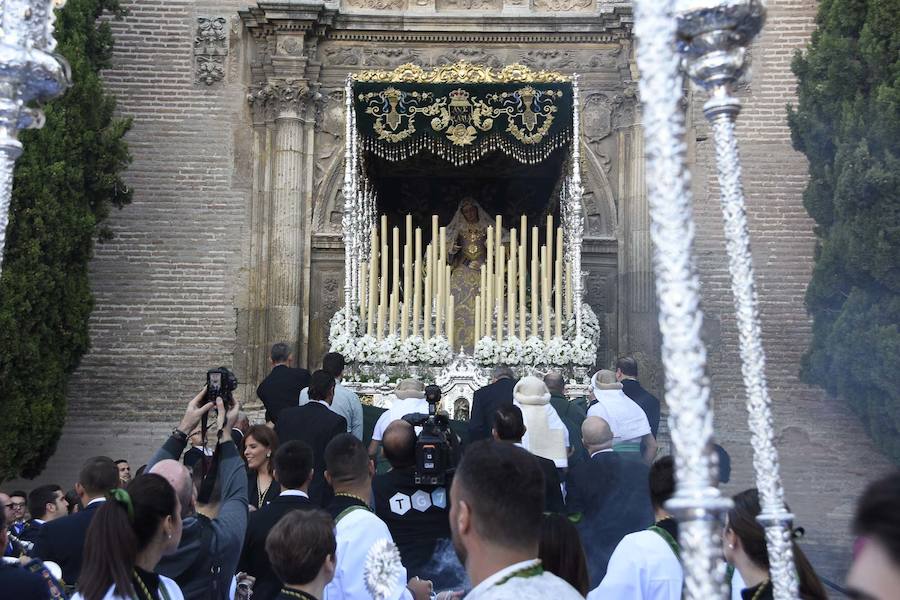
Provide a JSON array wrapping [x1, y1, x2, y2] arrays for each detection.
[[205, 366, 238, 411], [402, 384, 456, 485]]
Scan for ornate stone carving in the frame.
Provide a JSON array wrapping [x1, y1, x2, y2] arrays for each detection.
[[322, 276, 341, 318], [436, 0, 500, 9], [324, 46, 362, 66], [533, 0, 593, 11], [520, 50, 577, 71], [435, 49, 505, 69], [345, 0, 405, 9], [364, 48, 422, 67], [582, 93, 614, 143], [277, 35, 306, 57], [248, 79, 313, 120], [194, 17, 228, 85]]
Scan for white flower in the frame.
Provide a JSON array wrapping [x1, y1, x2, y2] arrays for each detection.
[[474, 337, 500, 366], [499, 336, 523, 365], [399, 335, 426, 364], [424, 336, 452, 365], [545, 336, 572, 365], [328, 306, 362, 346], [521, 336, 546, 366], [571, 335, 597, 366], [377, 335, 402, 364], [565, 304, 602, 347], [354, 335, 379, 364]]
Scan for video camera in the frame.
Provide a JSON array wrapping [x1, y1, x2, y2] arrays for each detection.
[[402, 384, 456, 485]]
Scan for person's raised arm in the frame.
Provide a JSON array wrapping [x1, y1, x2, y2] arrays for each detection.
[[641, 433, 658, 465], [210, 397, 249, 557], [147, 387, 214, 470]]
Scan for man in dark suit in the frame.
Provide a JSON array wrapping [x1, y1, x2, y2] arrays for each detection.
[[566, 416, 653, 586], [276, 370, 347, 507], [257, 342, 311, 424], [239, 441, 315, 600], [32, 456, 120, 585], [467, 366, 516, 444], [544, 371, 588, 464], [616, 356, 661, 439], [19, 484, 68, 545], [491, 405, 565, 513]]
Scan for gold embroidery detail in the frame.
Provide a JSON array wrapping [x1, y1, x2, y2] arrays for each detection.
[[354, 60, 570, 84]]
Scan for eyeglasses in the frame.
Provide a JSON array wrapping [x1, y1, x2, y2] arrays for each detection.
[[10, 502, 25, 509]]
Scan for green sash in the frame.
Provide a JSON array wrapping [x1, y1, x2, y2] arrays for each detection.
[[613, 442, 642, 453], [648, 524, 681, 561]]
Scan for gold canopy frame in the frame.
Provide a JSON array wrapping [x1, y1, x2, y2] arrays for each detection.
[[352, 60, 571, 84]]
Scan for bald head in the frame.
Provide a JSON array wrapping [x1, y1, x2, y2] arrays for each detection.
[[382, 420, 416, 468], [149, 459, 194, 517], [582, 416, 613, 454]]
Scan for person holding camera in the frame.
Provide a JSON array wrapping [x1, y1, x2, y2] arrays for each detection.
[[373, 420, 453, 585], [146, 387, 247, 600]]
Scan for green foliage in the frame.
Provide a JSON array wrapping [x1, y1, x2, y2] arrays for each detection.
[[788, 0, 900, 462], [0, 0, 131, 480]]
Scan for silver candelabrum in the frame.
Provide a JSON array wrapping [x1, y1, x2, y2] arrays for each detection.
[[633, 0, 798, 598], [0, 0, 72, 276], [676, 1, 799, 598]]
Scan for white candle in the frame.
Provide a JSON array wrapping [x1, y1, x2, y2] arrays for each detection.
[[424, 272, 432, 341], [519, 249, 527, 339], [541, 246, 550, 342], [481, 264, 490, 338], [401, 241, 411, 340], [531, 227, 539, 338], [508, 256, 515, 339], [413, 229, 422, 336], [368, 227, 378, 336], [486, 226, 494, 336], [496, 245, 505, 344], [555, 255, 563, 338], [475, 295, 481, 341], [359, 261, 368, 323], [448, 295, 455, 350], [390, 228, 400, 336], [379, 243, 388, 340]]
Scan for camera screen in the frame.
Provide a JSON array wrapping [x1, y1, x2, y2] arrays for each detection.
[[209, 372, 222, 388]]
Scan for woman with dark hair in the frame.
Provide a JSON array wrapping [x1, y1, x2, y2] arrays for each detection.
[[539, 513, 590, 596], [245, 424, 280, 509], [74, 473, 184, 600], [724, 488, 827, 600], [65, 489, 83, 514]]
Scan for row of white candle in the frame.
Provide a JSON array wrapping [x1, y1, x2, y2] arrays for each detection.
[[473, 214, 574, 343], [358, 215, 455, 348]]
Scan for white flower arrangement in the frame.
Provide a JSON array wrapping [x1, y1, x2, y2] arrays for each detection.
[[424, 336, 452, 365], [328, 306, 362, 347], [521, 336, 546, 366], [376, 335, 403, 364], [571, 335, 598, 366], [474, 336, 500, 366], [354, 334, 379, 364], [398, 335, 426, 364], [565, 304, 602, 347], [499, 336, 524, 365], [545, 336, 572, 365], [328, 330, 355, 361]]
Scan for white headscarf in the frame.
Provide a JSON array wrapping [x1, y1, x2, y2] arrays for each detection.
[[588, 370, 651, 444], [514, 376, 568, 467]]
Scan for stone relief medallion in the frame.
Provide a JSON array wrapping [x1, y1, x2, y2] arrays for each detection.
[[436, 0, 501, 9], [345, 0, 405, 9], [533, 0, 593, 11], [194, 16, 227, 85]]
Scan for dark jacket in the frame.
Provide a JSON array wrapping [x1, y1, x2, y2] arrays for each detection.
[[548, 393, 588, 464], [0, 562, 50, 600], [32, 499, 104, 585], [257, 364, 311, 423], [566, 451, 653, 586], [275, 402, 347, 506], [372, 467, 451, 580], [621, 379, 661, 439], [467, 377, 516, 444], [238, 493, 315, 600], [533, 452, 566, 514], [149, 436, 249, 600], [17, 519, 44, 545]]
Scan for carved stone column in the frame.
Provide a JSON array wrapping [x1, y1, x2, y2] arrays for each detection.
[[249, 80, 313, 363]]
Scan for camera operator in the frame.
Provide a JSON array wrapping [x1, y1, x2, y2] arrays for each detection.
[[368, 379, 430, 460], [146, 385, 248, 600], [372, 420, 452, 583]]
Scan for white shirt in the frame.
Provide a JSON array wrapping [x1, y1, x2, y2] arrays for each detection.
[[466, 559, 584, 600], [372, 396, 431, 442], [587, 389, 651, 443], [279, 489, 309, 499], [324, 508, 412, 600], [72, 575, 184, 600], [590, 529, 683, 600]]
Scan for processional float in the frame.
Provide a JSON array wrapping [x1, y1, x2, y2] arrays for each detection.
[[330, 61, 600, 411]]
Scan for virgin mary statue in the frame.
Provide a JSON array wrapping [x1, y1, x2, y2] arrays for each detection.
[[445, 198, 504, 349]]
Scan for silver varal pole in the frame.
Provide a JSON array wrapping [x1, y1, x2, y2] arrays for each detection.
[[633, 0, 732, 598], [676, 1, 798, 598], [0, 0, 71, 277]]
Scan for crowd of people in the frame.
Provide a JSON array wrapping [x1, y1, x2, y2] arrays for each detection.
[[1, 344, 898, 600]]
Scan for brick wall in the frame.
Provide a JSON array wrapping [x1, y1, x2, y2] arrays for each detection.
[[11, 0, 895, 591]]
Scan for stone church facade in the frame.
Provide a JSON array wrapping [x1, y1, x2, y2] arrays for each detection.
[[25, 0, 894, 584]]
